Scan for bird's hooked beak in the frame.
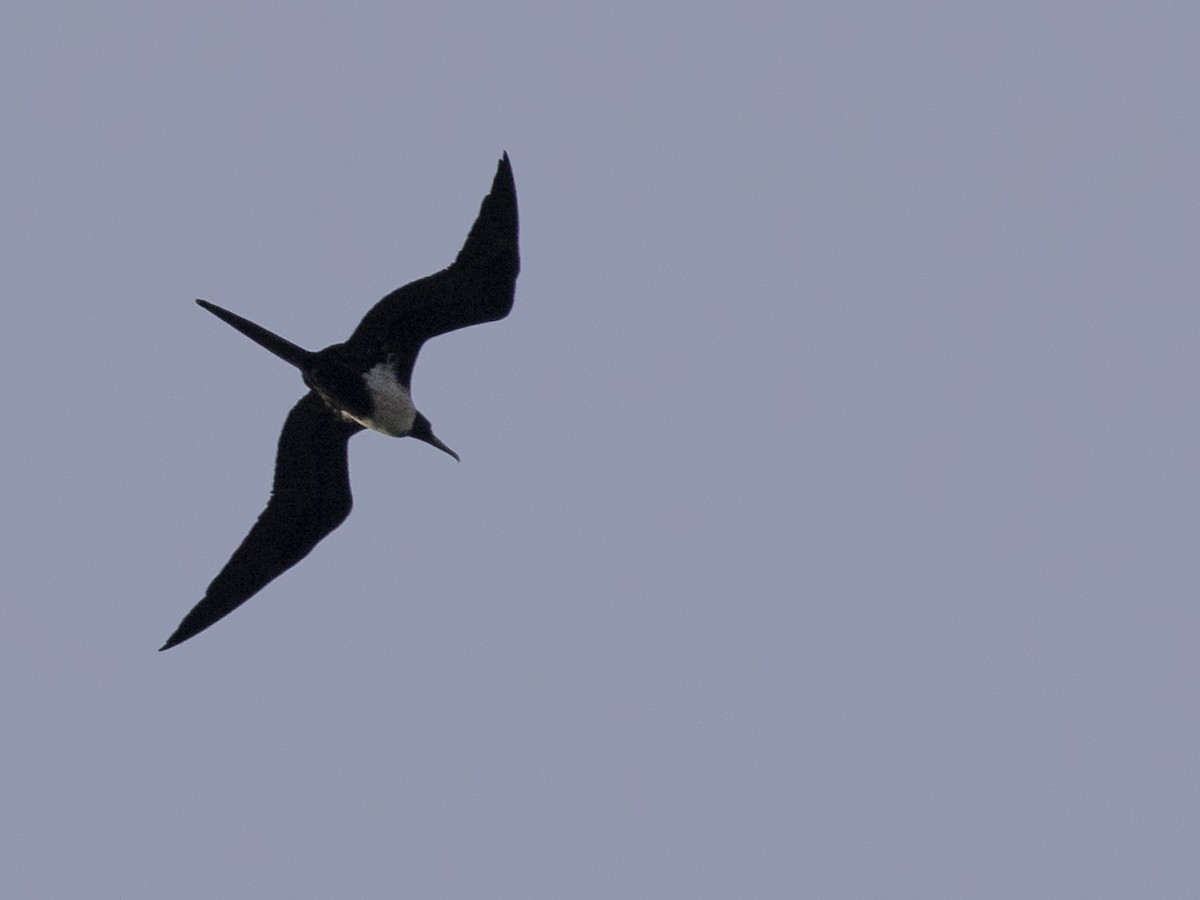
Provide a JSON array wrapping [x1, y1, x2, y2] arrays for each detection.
[[411, 414, 460, 461]]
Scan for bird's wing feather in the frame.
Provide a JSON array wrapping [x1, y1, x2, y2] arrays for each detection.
[[160, 392, 363, 650], [347, 153, 519, 385]]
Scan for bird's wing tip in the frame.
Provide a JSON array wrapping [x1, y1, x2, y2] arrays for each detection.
[[159, 624, 192, 651]]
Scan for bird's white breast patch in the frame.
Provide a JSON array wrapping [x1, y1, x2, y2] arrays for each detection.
[[357, 363, 416, 436]]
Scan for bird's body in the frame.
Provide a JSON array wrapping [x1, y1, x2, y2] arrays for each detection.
[[160, 153, 518, 650]]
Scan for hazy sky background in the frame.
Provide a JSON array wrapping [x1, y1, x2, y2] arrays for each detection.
[[1, 3, 1196, 897]]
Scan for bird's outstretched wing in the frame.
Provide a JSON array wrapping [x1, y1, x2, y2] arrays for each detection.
[[160, 392, 364, 650], [346, 152, 520, 385]]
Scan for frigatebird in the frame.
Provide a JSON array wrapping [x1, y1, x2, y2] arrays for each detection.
[[160, 153, 518, 650]]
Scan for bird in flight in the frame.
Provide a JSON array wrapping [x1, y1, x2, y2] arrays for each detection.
[[160, 153, 519, 650]]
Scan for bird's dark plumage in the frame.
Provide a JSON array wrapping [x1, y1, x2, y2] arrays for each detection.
[[160, 393, 361, 650], [160, 154, 518, 650], [348, 154, 520, 386]]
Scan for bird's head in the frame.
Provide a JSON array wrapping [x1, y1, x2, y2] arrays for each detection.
[[409, 412, 459, 461]]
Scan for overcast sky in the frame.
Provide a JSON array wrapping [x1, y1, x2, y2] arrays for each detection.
[[1, 2, 1196, 897]]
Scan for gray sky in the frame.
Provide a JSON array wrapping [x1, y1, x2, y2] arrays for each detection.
[[1, 2, 1196, 897]]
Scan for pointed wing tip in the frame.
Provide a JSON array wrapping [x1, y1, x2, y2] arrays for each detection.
[[159, 605, 232, 650], [495, 152, 515, 186], [159, 617, 201, 651], [159, 596, 229, 651], [158, 632, 183, 652]]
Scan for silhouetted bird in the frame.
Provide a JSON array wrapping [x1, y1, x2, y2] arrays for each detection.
[[160, 154, 518, 650]]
